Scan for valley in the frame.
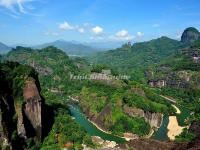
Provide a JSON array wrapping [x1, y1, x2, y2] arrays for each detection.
[[0, 27, 200, 150]]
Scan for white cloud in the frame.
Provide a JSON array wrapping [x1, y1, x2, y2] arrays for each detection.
[[58, 22, 86, 34], [0, 0, 34, 15], [92, 26, 103, 35], [78, 27, 84, 33], [152, 24, 160, 28], [113, 29, 134, 41], [136, 32, 144, 37], [116, 30, 128, 37], [175, 31, 182, 39], [59, 21, 74, 30]]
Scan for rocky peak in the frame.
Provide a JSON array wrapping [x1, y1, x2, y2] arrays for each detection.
[[181, 27, 200, 44], [123, 105, 163, 129], [0, 62, 44, 149], [23, 77, 43, 139]]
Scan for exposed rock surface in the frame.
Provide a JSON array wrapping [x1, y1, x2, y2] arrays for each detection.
[[15, 103, 26, 139], [123, 105, 162, 128], [88, 136, 119, 150], [30, 61, 53, 76], [148, 79, 166, 88], [0, 71, 16, 149], [124, 138, 182, 150], [148, 73, 190, 89], [189, 121, 200, 137], [23, 77, 42, 139], [123, 132, 139, 141], [90, 104, 112, 131], [182, 46, 200, 62], [0, 63, 44, 149], [181, 27, 200, 44]]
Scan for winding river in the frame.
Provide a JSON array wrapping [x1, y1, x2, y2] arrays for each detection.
[[68, 104, 126, 143], [68, 101, 190, 143], [152, 105, 190, 141]]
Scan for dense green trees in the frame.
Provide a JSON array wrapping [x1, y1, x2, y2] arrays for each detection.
[[175, 128, 195, 142], [0, 62, 38, 102], [41, 108, 95, 150], [4, 44, 198, 147], [87, 37, 182, 81], [123, 93, 169, 113], [110, 115, 150, 136]]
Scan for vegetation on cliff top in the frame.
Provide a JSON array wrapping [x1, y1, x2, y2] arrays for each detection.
[[2, 28, 200, 148], [2, 46, 177, 139], [87, 36, 182, 82]]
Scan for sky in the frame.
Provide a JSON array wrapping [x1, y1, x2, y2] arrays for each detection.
[[0, 0, 200, 45]]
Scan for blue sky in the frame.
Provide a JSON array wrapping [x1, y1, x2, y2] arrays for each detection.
[[0, 0, 199, 45]]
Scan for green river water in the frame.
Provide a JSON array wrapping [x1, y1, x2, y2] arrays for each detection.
[[68, 104, 126, 143], [153, 105, 190, 140], [69, 103, 190, 143]]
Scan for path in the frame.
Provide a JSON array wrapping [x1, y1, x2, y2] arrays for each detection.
[[160, 95, 177, 103]]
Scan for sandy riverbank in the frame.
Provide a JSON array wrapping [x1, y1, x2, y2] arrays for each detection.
[[89, 119, 134, 141], [145, 129, 154, 138], [172, 105, 181, 114], [167, 116, 184, 140], [89, 119, 111, 134]]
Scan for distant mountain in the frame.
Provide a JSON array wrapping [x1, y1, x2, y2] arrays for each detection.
[[87, 36, 183, 76], [34, 40, 101, 56], [181, 27, 200, 44], [0, 42, 11, 54], [85, 41, 125, 50]]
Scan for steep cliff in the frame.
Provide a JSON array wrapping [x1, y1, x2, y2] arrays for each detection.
[[92, 104, 112, 131], [23, 78, 42, 139], [123, 105, 163, 129], [181, 27, 200, 44], [0, 62, 43, 149]]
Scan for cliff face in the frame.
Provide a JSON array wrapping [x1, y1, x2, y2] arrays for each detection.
[[181, 27, 200, 44], [93, 104, 112, 130], [23, 78, 42, 139], [0, 62, 43, 149], [0, 69, 16, 149], [0, 95, 15, 149], [123, 105, 162, 128], [15, 103, 26, 139]]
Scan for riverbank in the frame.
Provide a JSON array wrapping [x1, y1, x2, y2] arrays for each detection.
[[146, 129, 155, 138], [146, 113, 164, 139], [167, 116, 184, 140], [89, 119, 111, 134], [167, 105, 184, 140], [89, 118, 135, 141], [68, 104, 126, 143], [69, 99, 136, 142]]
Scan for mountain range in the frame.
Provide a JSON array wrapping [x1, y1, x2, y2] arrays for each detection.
[[0, 40, 122, 56], [0, 42, 11, 54], [33, 40, 103, 56], [1, 27, 200, 150]]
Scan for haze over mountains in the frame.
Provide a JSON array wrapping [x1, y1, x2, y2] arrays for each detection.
[[0, 42, 11, 54], [0, 40, 125, 56], [33, 40, 102, 56], [1, 27, 200, 57]]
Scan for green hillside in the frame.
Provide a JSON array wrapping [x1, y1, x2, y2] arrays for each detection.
[[87, 37, 183, 78], [146, 40, 200, 142], [2, 46, 176, 139]]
